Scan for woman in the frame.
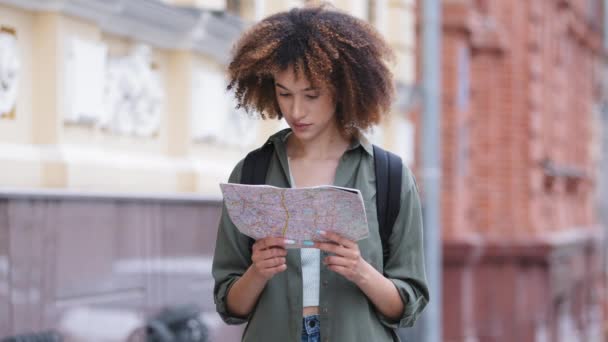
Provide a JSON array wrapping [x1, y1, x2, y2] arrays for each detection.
[[212, 5, 428, 342]]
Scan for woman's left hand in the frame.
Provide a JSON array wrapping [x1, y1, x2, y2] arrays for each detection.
[[314, 231, 370, 284]]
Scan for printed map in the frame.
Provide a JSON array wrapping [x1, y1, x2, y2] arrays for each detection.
[[220, 183, 369, 248]]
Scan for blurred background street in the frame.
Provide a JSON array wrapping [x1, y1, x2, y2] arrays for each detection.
[[0, 0, 606, 341]]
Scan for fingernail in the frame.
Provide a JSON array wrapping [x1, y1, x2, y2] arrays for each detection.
[[317, 230, 326, 235], [284, 239, 296, 244], [302, 240, 315, 246]]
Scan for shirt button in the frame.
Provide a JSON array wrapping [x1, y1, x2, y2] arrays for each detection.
[[323, 308, 328, 313], [322, 280, 328, 287]]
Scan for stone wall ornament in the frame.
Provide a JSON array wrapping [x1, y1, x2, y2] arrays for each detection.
[[191, 68, 230, 143], [102, 44, 164, 137], [0, 30, 20, 118], [64, 37, 108, 124], [191, 68, 257, 148]]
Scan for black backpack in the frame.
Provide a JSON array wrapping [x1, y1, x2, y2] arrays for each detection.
[[240, 140, 402, 267]]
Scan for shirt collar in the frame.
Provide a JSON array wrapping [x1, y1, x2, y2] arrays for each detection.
[[269, 128, 374, 156]]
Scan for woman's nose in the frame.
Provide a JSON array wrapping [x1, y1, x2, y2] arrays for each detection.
[[290, 98, 306, 120]]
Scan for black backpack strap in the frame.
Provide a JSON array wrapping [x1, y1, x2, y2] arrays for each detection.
[[241, 142, 274, 185], [373, 145, 403, 268]]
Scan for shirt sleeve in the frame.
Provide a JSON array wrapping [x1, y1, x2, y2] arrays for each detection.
[[211, 159, 253, 325], [379, 166, 430, 328]]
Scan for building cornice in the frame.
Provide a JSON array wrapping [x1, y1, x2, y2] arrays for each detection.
[[0, 0, 245, 63]]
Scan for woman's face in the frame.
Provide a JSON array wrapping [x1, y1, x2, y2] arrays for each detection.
[[273, 65, 338, 142]]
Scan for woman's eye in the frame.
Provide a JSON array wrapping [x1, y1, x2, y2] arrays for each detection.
[[279, 93, 291, 97], [306, 95, 319, 100]]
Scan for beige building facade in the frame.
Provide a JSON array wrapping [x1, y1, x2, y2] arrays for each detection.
[[0, 0, 417, 197], [0, 0, 418, 339]]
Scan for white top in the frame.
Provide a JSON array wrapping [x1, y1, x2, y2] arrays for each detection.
[[287, 157, 320, 308]]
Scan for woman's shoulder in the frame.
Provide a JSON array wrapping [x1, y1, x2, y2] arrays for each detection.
[[401, 164, 418, 193], [227, 159, 245, 183], [228, 129, 290, 184], [366, 146, 418, 194]]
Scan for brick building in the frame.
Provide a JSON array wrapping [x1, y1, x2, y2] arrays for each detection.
[[413, 0, 606, 340]]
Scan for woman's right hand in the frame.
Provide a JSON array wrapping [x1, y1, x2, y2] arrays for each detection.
[[250, 237, 289, 281], [225, 237, 290, 317]]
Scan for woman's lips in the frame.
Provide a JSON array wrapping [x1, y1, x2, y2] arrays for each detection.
[[293, 123, 312, 130]]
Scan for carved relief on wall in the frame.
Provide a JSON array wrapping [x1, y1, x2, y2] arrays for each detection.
[[102, 44, 164, 137], [191, 68, 257, 148], [64, 38, 108, 125], [0, 28, 20, 120], [64, 41, 164, 137]]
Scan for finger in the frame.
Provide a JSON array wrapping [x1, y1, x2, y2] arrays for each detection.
[[315, 241, 352, 257], [257, 247, 287, 261], [252, 247, 287, 263], [258, 257, 286, 269], [251, 239, 265, 252], [265, 263, 287, 275], [318, 230, 357, 249], [262, 237, 290, 249], [253, 237, 290, 252], [323, 256, 355, 268]]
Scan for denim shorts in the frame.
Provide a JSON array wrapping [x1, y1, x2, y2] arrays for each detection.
[[301, 315, 320, 342]]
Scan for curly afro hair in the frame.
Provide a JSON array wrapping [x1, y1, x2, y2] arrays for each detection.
[[227, 5, 395, 137]]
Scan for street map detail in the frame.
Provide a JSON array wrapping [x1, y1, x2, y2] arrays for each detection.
[[220, 183, 369, 248]]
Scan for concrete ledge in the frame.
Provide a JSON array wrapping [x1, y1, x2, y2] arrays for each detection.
[[0, 0, 245, 63], [0, 187, 222, 203], [443, 228, 605, 342]]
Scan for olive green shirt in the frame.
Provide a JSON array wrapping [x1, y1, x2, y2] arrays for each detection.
[[212, 129, 429, 341]]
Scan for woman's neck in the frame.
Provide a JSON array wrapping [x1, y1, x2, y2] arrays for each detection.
[[287, 126, 350, 161]]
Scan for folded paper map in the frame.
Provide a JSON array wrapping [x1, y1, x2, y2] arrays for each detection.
[[220, 183, 369, 248]]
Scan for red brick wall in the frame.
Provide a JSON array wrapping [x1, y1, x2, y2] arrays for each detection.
[[412, 0, 605, 340], [415, 0, 603, 239], [527, 0, 600, 235]]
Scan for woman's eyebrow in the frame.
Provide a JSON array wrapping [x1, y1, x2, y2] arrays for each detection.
[[275, 83, 318, 92]]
